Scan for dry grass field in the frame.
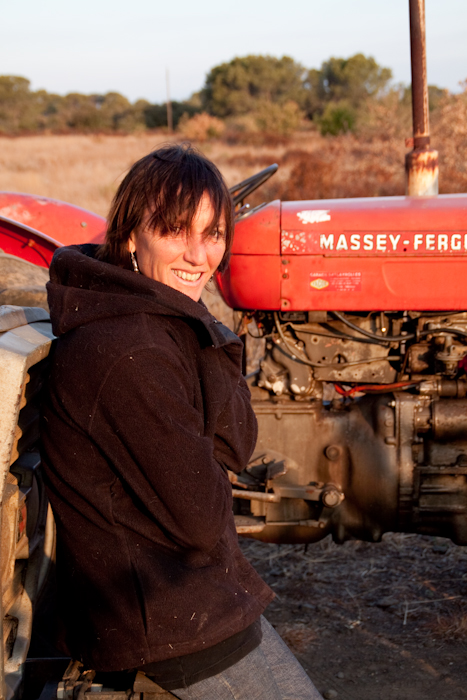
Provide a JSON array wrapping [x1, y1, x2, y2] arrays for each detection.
[[0, 129, 431, 220], [0, 133, 173, 217], [0, 130, 409, 218], [0, 131, 324, 217]]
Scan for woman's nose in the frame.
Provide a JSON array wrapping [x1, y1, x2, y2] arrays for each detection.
[[184, 235, 207, 266]]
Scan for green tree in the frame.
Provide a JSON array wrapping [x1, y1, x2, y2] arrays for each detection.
[[98, 92, 138, 130], [0, 76, 41, 132], [202, 55, 307, 117], [143, 101, 200, 129], [304, 54, 392, 120], [35, 90, 66, 130], [254, 100, 304, 136], [100, 92, 131, 125], [62, 93, 104, 130], [320, 53, 391, 104], [58, 91, 144, 132]]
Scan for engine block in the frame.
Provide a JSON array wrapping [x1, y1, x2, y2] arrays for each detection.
[[233, 310, 467, 545]]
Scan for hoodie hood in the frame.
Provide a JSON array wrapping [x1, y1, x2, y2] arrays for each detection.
[[47, 245, 239, 349]]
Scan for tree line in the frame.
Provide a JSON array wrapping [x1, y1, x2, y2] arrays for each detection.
[[0, 54, 450, 137], [0, 75, 199, 134]]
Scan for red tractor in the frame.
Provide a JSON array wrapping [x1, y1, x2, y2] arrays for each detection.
[[0, 0, 465, 697]]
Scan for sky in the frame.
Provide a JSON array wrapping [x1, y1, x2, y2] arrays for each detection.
[[2, 0, 466, 103]]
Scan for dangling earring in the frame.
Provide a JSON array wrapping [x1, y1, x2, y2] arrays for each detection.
[[130, 250, 141, 274]]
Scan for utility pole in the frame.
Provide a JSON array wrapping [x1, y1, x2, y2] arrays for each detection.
[[166, 68, 173, 134]]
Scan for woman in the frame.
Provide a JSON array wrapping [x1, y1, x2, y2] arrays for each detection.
[[41, 144, 323, 700]]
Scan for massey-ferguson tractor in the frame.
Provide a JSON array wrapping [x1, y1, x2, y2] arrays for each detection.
[[0, 0, 466, 698]]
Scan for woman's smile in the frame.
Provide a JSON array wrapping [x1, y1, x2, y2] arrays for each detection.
[[172, 269, 203, 282]]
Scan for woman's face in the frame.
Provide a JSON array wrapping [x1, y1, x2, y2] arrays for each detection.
[[128, 193, 226, 302]]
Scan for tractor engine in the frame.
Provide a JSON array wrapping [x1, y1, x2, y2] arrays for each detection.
[[219, 194, 467, 545]]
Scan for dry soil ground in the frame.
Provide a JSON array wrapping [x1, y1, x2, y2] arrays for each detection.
[[240, 534, 467, 700]]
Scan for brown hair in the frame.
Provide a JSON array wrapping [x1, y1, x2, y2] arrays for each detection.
[[97, 143, 234, 272]]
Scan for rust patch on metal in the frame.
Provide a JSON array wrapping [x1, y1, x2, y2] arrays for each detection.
[[406, 148, 439, 196]]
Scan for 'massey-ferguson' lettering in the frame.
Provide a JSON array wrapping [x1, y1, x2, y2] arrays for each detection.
[[281, 230, 467, 255]]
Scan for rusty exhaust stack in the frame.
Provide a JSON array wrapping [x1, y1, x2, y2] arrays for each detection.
[[405, 0, 439, 196]]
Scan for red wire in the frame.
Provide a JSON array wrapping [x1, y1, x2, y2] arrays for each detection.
[[334, 381, 417, 397]]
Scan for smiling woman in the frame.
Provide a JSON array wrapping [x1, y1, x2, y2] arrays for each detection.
[[128, 193, 226, 301], [40, 143, 323, 700], [97, 143, 234, 276]]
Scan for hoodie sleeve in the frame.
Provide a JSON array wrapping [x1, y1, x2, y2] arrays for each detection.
[[212, 375, 258, 474], [89, 344, 234, 553]]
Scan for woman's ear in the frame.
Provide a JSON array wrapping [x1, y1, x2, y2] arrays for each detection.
[[128, 233, 136, 254]]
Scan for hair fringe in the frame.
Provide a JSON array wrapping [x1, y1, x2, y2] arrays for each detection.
[[97, 143, 233, 273]]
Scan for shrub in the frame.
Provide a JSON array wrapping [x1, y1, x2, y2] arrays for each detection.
[[254, 100, 304, 137], [276, 138, 404, 202], [177, 112, 225, 141], [319, 103, 356, 136], [431, 83, 467, 193]]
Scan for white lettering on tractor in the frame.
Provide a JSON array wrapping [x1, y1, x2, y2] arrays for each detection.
[[336, 234, 348, 250], [414, 234, 423, 250], [438, 234, 448, 251], [376, 234, 387, 251], [315, 232, 467, 254], [297, 209, 331, 225], [320, 234, 334, 250]]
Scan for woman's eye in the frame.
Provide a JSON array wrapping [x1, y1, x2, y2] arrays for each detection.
[[164, 225, 182, 237], [210, 229, 225, 243]]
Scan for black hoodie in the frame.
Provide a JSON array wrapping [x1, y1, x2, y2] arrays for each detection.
[[40, 245, 273, 673]]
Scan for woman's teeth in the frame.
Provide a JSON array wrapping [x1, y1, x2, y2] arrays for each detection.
[[172, 270, 202, 282]]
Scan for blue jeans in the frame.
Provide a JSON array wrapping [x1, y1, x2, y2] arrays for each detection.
[[169, 617, 323, 700]]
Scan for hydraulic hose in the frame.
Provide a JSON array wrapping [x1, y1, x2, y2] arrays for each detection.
[[332, 311, 467, 343]]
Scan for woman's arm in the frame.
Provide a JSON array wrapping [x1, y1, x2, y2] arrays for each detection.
[[89, 343, 235, 553], [213, 375, 258, 474]]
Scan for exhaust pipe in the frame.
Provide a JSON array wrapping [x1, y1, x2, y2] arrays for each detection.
[[405, 0, 439, 196]]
